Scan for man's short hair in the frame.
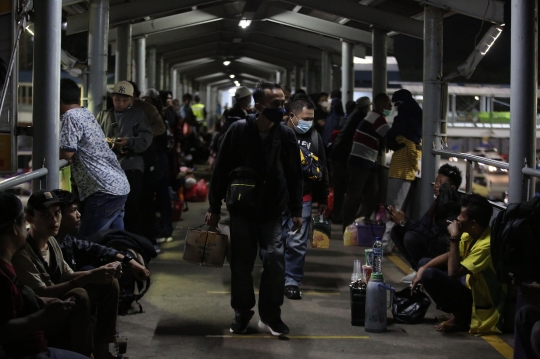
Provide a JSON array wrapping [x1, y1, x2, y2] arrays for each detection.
[[0, 193, 25, 237], [461, 194, 493, 228], [194, 95, 200, 102], [60, 78, 80, 105], [51, 189, 78, 207], [128, 81, 140, 98], [345, 100, 357, 115], [373, 92, 390, 105], [290, 95, 315, 114], [183, 93, 192, 102], [252, 80, 282, 104], [438, 164, 463, 189]]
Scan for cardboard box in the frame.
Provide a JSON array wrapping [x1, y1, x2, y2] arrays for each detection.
[[183, 228, 228, 267]]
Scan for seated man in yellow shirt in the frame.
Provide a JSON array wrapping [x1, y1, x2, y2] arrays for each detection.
[[411, 194, 505, 334]]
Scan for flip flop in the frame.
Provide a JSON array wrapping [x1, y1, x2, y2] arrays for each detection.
[[434, 321, 468, 333], [435, 313, 453, 322]]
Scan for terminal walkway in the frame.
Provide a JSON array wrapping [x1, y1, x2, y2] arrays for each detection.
[[117, 201, 514, 359]]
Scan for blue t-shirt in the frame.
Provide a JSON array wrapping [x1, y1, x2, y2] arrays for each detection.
[[60, 107, 130, 200]]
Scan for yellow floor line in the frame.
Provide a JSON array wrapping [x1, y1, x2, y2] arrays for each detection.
[[206, 291, 340, 296], [386, 254, 413, 274], [388, 255, 514, 359], [206, 335, 369, 339], [482, 336, 513, 359]]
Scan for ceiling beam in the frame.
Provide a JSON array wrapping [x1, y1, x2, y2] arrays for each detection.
[[264, 7, 392, 49], [282, 0, 423, 39], [413, 0, 504, 24], [66, 0, 223, 34]]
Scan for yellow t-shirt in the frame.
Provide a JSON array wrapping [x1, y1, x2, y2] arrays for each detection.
[[460, 227, 506, 334]]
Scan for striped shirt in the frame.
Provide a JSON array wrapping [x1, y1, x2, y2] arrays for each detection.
[[348, 111, 390, 170]]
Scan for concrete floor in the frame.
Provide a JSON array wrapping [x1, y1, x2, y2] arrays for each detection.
[[118, 201, 514, 359]]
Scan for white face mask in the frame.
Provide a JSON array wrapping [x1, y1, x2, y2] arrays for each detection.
[[320, 101, 328, 108]]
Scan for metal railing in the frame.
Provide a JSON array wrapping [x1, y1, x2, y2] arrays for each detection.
[[0, 159, 69, 192]]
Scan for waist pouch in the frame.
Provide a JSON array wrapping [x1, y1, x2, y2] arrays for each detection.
[[226, 166, 264, 217]]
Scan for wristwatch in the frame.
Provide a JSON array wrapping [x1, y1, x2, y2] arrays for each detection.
[[399, 220, 407, 227], [122, 253, 134, 265]]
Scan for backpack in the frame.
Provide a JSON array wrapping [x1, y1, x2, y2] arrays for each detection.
[[116, 248, 151, 315], [299, 130, 323, 181], [490, 196, 540, 284]]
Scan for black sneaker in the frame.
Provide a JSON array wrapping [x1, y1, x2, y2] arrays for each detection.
[[284, 285, 302, 300], [258, 318, 290, 336], [230, 310, 254, 334]]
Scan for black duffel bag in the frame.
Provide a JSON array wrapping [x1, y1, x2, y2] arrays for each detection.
[[392, 287, 432, 324]]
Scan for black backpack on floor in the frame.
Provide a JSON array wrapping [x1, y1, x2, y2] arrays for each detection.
[[490, 196, 540, 284]]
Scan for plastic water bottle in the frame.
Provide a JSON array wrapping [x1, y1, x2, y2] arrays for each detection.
[[372, 236, 383, 274]]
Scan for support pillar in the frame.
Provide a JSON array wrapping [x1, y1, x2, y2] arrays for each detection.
[[87, 0, 109, 116], [292, 65, 298, 92], [276, 70, 281, 84], [156, 55, 163, 90], [164, 63, 170, 90], [509, 0, 538, 202], [147, 47, 156, 89], [32, 0, 61, 191], [341, 41, 354, 104], [115, 23, 132, 81], [451, 93, 457, 122], [304, 60, 310, 93], [135, 37, 146, 93], [321, 50, 331, 93], [206, 84, 212, 127], [170, 68, 178, 100], [419, 6, 444, 214], [372, 28, 387, 99]]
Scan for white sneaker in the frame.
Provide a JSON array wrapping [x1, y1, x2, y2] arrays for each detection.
[[401, 271, 417, 283]]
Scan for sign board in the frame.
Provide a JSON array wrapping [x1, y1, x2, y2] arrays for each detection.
[[0, 0, 17, 174]]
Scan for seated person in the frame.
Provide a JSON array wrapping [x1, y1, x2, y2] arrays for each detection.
[[52, 189, 150, 280], [0, 193, 88, 359], [12, 191, 121, 359], [388, 164, 462, 282], [411, 194, 505, 334]]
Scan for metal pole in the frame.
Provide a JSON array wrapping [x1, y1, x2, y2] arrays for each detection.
[[304, 59, 310, 93], [419, 6, 444, 214], [135, 37, 146, 93], [156, 55, 163, 90], [171, 68, 178, 99], [452, 93, 457, 122], [32, 0, 61, 191], [206, 84, 212, 127], [275, 70, 281, 84], [87, 0, 109, 116], [372, 27, 387, 99], [115, 23, 132, 81], [164, 63, 170, 90], [509, 0, 538, 202], [321, 50, 330, 93], [292, 65, 298, 92], [341, 41, 354, 104], [147, 47, 156, 89]]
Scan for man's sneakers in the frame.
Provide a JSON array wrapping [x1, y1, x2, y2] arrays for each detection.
[[401, 271, 417, 283], [258, 318, 290, 336], [230, 310, 254, 334], [285, 285, 302, 300]]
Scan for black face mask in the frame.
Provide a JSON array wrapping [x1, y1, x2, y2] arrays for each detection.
[[262, 107, 286, 124]]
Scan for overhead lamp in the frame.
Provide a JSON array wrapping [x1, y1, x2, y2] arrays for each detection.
[[223, 61, 231, 66], [25, 23, 34, 36], [230, 74, 235, 78], [239, 19, 251, 28], [445, 25, 504, 81]]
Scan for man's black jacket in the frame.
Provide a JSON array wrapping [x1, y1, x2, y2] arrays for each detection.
[[208, 115, 303, 218]]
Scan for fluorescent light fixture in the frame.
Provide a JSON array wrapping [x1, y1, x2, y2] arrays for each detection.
[[292, 5, 302, 12], [474, 96, 480, 100], [25, 24, 34, 36], [223, 61, 231, 66], [353, 56, 398, 64], [239, 20, 251, 28], [230, 74, 235, 78]]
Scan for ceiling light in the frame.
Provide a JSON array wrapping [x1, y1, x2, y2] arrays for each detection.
[[25, 24, 34, 36], [230, 74, 235, 78], [475, 96, 480, 101], [223, 61, 231, 66], [239, 20, 251, 28]]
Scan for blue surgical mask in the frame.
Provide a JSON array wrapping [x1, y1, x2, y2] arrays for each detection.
[[261, 106, 286, 124], [291, 114, 313, 134], [383, 109, 392, 117]]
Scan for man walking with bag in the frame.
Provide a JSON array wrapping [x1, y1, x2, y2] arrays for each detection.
[[206, 81, 303, 336]]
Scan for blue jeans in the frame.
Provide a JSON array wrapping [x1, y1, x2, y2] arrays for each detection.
[[282, 200, 312, 287], [229, 215, 284, 322], [78, 192, 128, 238]]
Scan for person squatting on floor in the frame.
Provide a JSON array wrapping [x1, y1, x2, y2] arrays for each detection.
[[206, 80, 303, 336], [281, 95, 329, 300]]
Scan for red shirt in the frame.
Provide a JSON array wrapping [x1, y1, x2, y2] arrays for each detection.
[[0, 259, 47, 358]]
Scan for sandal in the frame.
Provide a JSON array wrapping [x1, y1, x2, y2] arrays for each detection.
[[435, 313, 453, 322], [434, 320, 468, 333]]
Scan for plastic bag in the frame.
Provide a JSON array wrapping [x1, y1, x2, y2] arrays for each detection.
[[343, 223, 357, 246], [391, 287, 432, 324]]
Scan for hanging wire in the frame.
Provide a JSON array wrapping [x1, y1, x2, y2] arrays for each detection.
[[0, 0, 32, 118]]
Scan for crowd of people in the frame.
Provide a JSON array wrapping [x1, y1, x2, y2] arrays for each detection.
[[0, 76, 539, 358]]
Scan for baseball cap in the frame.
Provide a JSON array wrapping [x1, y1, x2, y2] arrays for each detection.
[[356, 96, 371, 108], [112, 81, 134, 97], [0, 193, 24, 227], [235, 86, 251, 99], [27, 190, 65, 212]]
